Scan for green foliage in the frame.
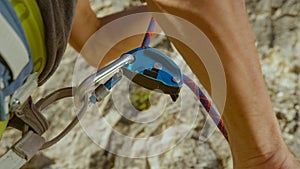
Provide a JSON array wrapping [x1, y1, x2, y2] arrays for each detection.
[[130, 87, 153, 111]]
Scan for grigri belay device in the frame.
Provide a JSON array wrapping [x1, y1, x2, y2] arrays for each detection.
[[77, 17, 228, 141]]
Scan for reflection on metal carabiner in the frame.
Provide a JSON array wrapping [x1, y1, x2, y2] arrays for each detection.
[[75, 54, 135, 106]]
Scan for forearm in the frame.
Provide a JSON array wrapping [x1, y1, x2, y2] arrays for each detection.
[[147, 0, 299, 168], [69, 0, 99, 53], [193, 0, 283, 153], [69, 2, 148, 67]]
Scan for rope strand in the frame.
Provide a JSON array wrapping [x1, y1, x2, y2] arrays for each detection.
[[183, 74, 228, 141]]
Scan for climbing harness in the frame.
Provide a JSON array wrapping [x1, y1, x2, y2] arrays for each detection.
[[0, 7, 228, 167], [0, 0, 34, 128]]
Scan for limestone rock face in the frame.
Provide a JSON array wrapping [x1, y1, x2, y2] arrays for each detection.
[[1, 0, 299, 169]]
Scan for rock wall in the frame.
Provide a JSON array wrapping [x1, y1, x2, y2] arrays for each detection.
[[0, 0, 299, 169]]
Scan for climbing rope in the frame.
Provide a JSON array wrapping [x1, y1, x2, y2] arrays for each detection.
[[183, 74, 228, 141]]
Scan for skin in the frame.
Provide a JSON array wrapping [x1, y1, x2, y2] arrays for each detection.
[[69, 0, 300, 168], [69, 0, 149, 68]]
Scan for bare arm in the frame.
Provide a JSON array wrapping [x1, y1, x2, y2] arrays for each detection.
[[69, 0, 299, 168], [147, 0, 299, 168], [69, 0, 148, 67]]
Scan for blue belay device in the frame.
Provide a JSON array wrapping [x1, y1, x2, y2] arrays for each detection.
[[122, 47, 183, 102], [121, 17, 183, 102]]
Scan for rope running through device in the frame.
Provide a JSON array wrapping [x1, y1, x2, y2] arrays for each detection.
[[0, 16, 229, 169]]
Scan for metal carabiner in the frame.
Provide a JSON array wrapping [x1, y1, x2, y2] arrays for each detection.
[[37, 54, 135, 149], [75, 54, 135, 106]]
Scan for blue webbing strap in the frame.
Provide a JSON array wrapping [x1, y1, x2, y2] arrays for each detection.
[[0, 0, 33, 121]]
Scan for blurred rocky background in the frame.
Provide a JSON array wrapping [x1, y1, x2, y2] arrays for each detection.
[[1, 0, 299, 168]]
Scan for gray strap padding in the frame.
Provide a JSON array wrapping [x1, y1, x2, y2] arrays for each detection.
[[13, 131, 45, 160], [0, 150, 27, 169], [0, 131, 45, 169], [8, 87, 82, 150], [12, 97, 49, 135]]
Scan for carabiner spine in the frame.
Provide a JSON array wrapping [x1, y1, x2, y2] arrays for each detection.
[[75, 54, 134, 106]]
